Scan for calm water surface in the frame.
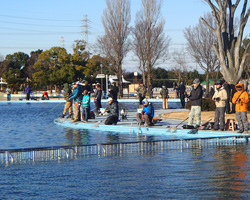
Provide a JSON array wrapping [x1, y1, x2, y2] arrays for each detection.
[[1, 102, 250, 199]]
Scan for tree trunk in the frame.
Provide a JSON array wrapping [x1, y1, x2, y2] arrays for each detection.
[[118, 65, 123, 97], [205, 72, 210, 95], [221, 67, 239, 85]]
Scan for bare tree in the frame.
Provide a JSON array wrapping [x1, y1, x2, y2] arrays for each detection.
[[184, 12, 219, 94], [172, 50, 189, 84], [132, 0, 170, 88], [97, 0, 131, 97], [201, 0, 250, 84]]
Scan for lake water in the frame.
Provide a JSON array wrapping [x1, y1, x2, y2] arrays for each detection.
[[1, 102, 250, 199]]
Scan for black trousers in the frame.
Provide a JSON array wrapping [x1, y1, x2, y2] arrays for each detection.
[[139, 94, 145, 105], [105, 115, 118, 125], [180, 93, 185, 108], [95, 100, 102, 113]]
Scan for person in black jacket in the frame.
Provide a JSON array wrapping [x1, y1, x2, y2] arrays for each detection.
[[179, 82, 186, 108], [187, 78, 203, 128], [94, 84, 102, 114], [109, 82, 119, 100], [104, 97, 119, 125]]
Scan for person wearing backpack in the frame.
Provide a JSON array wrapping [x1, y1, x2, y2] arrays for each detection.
[[232, 83, 249, 134]]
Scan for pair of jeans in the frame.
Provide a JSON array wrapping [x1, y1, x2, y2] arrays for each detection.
[[81, 106, 89, 121]]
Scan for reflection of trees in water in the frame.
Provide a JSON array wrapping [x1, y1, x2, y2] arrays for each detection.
[[213, 145, 250, 199], [64, 128, 89, 145], [187, 143, 250, 199]]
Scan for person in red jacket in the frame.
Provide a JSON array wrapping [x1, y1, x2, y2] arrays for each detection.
[[42, 91, 49, 100], [232, 83, 249, 134]]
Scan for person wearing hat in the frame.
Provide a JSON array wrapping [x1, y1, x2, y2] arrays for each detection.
[[135, 82, 147, 106], [60, 83, 72, 118], [94, 83, 102, 115], [232, 83, 249, 134], [70, 81, 83, 122], [160, 85, 169, 109], [136, 98, 155, 126], [187, 78, 203, 128], [212, 79, 228, 131], [104, 97, 119, 125]]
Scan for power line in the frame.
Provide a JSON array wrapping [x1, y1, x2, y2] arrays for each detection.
[[0, 14, 79, 22], [0, 20, 81, 27]]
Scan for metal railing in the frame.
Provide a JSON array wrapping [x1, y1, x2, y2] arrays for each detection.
[[0, 136, 249, 165]]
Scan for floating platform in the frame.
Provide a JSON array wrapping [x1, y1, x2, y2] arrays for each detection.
[[0, 98, 185, 104], [54, 108, 247, 140]]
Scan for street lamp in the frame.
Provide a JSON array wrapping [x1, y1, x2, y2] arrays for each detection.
[[134, 71, 138, 83], [100, 64, 103, 90]]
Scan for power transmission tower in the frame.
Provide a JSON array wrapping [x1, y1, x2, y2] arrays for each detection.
[[81, 15, 91, 47]]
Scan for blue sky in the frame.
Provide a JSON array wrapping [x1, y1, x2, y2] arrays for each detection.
[[0, 0, 249, 72]]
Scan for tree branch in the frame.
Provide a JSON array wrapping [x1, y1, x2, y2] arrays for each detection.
[[200, 17, 216, 32]]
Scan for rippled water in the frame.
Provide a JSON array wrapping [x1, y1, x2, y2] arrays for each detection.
[[1, 102, 250, 199], [0, 102, 178, 149]]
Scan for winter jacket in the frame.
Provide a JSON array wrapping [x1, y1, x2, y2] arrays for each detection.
[[63, 83, 72, 102], [81, 94, 90, 107], [232, 83, 249, 112], [25, 86, 31, 94], [109, 85, 119, 100], [179, 84, 186, 94], [95, 88, 102, 100], [160, 88, 168, 99], [136, 85, 146, 97], [189, 84, 203, 106], [142, 103, 154, 118], [212, 86, 228, 107], [70, 85, 82, 102], [107, 101, 119, 117]]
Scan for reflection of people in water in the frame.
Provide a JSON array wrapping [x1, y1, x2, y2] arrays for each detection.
[[106, 133, 119, 143], [64, 129, 89, 145]]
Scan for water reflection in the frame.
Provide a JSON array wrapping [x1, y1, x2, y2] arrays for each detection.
[[106, 133, 120, 143], [64, 129, 90, 145], [213, 145, 250, 199]]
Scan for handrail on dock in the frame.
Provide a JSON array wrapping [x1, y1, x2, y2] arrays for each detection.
[[0, 136, 249, 165]]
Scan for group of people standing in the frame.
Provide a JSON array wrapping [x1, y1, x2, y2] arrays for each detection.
[[60, 81, 120, 125], [159, 82, 186, 110], [186, 78, 249, 134], [5, 85, 32, 101]]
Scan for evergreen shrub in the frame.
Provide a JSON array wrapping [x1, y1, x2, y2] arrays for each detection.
[[186, 98, 216, 111]]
